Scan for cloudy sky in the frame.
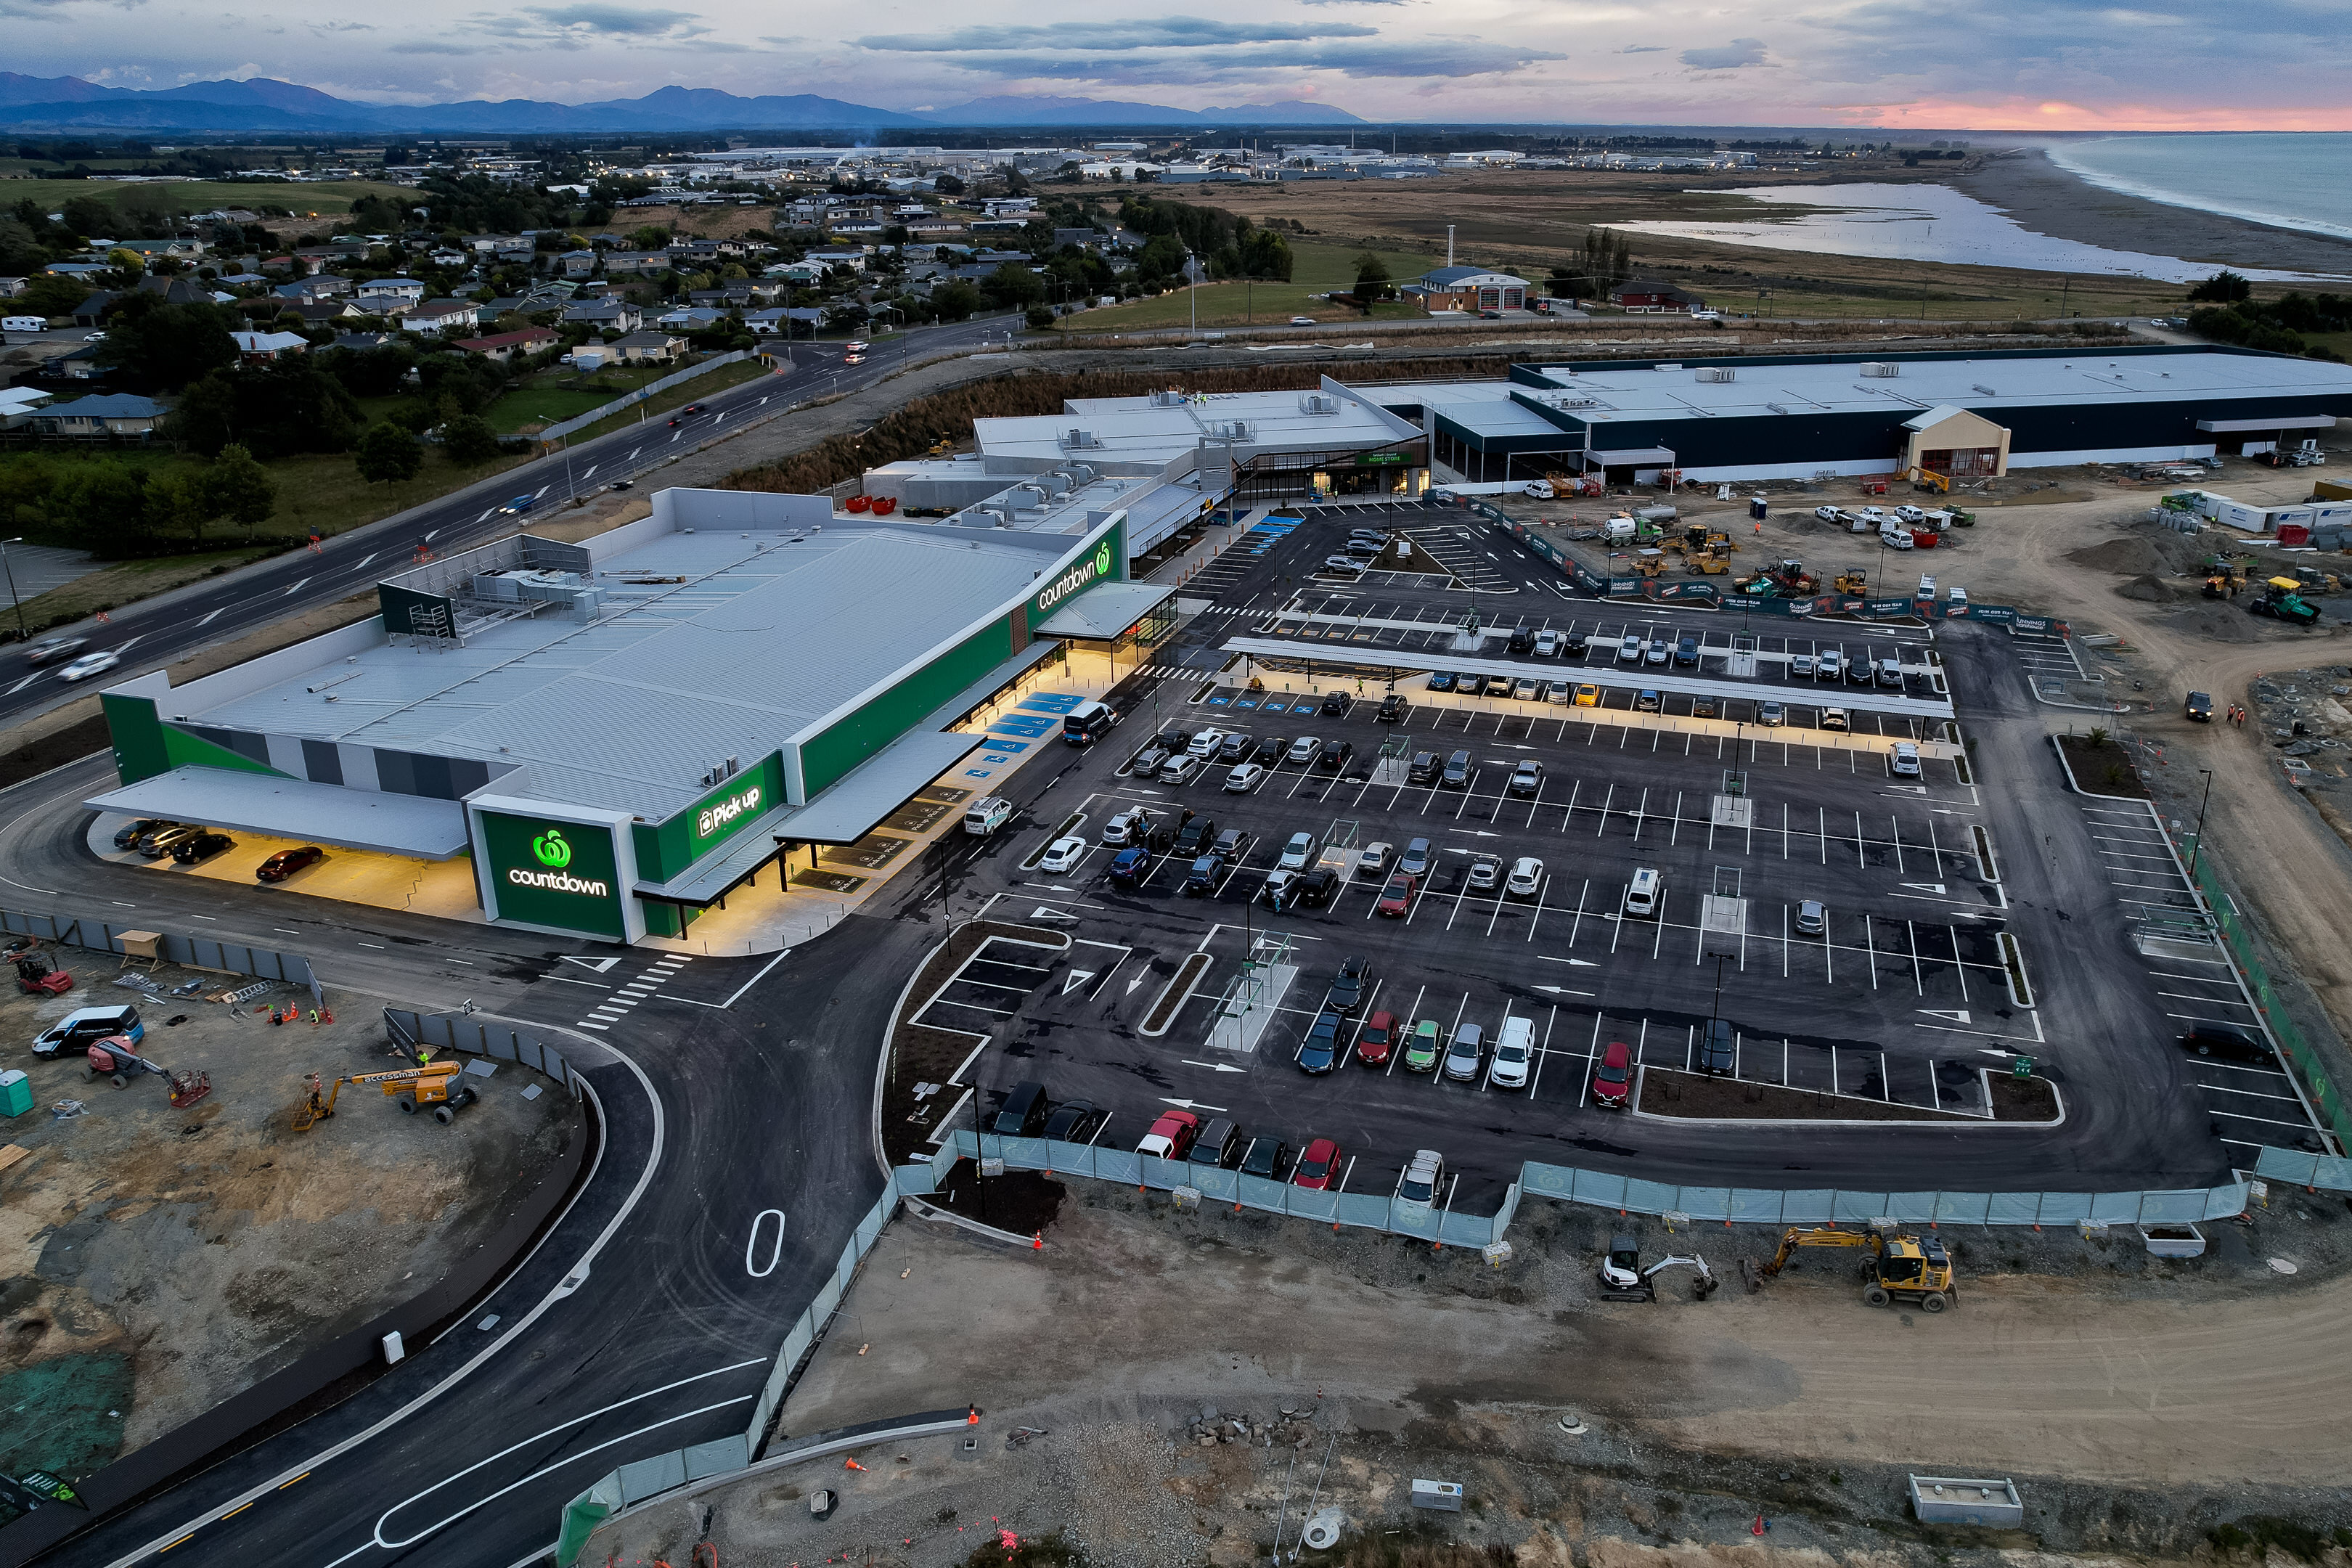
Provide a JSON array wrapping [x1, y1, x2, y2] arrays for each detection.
[[9, 0, 2351, 127]]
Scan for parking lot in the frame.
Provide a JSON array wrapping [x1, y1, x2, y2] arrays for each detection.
[[941, 506, 2326, 1214]]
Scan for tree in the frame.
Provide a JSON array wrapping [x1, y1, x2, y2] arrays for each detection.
[[440, 413, 502, 467], [1351, 252, 1393, 304], [58, 194, 115, 240], [628, 224, 671, 251], [355, 421, 425, 483], [144, 470, 219, 544], [94, 296, 240, 391], [935, 174, 965, 197], [981, 261, 1047, 311], [1136, 232, 1187, 283], [166, 373, 242, 456], [1025, 305, 1057, 329], [2187, 271, 2252, 303], [1238, 228, 1293, 282], [930, 281, 983, 322], [203, 444, 276, 531]]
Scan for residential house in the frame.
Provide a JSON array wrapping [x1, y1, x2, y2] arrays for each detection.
[[1403, 266, 1529, 313], [556, 250, 598, 278], [828, 221, 885, 240], [971, 249, 1031, 266], [38, 393, 165, 436], [113, 237, 205, 262], [44, 261, 113, 280], [398, 298, 481, 335], [600, 250, 671, 277], [907, 221, 965, 240], [216, 272, 269, 287], [284, 299, 362, 326], [764, 261, 824, 286], [804, 248, 869, 272], [1052, 228, 1099, 250], [654, 306, 728, 332], [232, 330, 310, 362], [0, 387, 54, 429], [605, 330, 687, 364], [1609, 279, 1705, 313], [357, 277, 428, 308], [427, 248, 470, 269], [46, 343, 107, 380], [272, 274, 352, 303], [452, 327, 559, 363], [71, 292, 115, 329], [967, 217, 1032, 234], [563, 299, 643, 334], [135, 275, 219, 306], [330, 331, 400, 352], [687, 286, 756, 310]]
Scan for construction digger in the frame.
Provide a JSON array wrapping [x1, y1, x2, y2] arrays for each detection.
[[2201, 557, 2248, 600], [1904, 466, 1953, 494], [1746, 1225, 1960, 1312], [1733, 558, 1819, 597], [294, 1053, 478, 1130], [1598, 1233, 1719, 1302]]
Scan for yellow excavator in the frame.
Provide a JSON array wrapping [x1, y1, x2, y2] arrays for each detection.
[[1747, 1225, 1960, 1312], [1905, 466, 1953, 494], [295, 1055, 478, 1130]]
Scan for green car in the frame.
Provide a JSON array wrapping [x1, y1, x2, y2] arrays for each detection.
[[1402, 1018, 1442, 1073]]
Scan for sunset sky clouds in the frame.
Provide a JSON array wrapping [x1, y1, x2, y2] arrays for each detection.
[[8, 0, 2349, 126]]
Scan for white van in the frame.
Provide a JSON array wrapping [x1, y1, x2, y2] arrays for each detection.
[[963, 796, 1013, 836], [1880, 528, 1915, 551], [1624, 867, 1662, 919], [1488, 1016, 1535, 1090]]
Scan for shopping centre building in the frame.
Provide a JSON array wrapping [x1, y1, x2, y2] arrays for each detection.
[[89, 487, 1171, 944]]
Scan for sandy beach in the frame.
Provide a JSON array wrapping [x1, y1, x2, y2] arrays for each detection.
[[1955, 146, 2352, 277]]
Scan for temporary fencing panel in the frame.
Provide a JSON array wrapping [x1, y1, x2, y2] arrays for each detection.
[[2255, 1147, 2352, 1190], [2189, 852, 2352, 1150]]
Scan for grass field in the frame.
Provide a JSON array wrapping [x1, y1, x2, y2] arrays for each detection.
[[1051, 241, 1442, 332], [7, 544, 287, 632], [564, 357, 772, 442], [1, 178, 416, 223]]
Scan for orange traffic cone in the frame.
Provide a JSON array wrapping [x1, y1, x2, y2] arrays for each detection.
[[844, 1458, 867, 1471]]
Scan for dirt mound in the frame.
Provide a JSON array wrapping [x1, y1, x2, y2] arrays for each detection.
[[2069, 534, 2193, 576], [2173, 604, 2266, 643], [2115, 573, 2182, 603]]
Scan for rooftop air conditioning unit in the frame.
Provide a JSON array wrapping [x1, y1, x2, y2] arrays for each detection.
[[1150, 389, 1188, 407], [1860, 362, 1901, 377], [1694, 367, 1736, 383], [1212, 420, 1254, 441], [1653, 363, 1682, 372], [1299, 393, 1339, 414], [1972, 384, 1996, 396], [1061, 428, 1098, 449]]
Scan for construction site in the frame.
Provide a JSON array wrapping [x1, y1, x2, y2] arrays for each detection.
[[0, 950, 578, 1485]]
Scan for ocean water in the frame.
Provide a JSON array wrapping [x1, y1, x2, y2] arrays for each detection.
[[1614, 183, 2337, 284], [2049, 134, 2352, 243]]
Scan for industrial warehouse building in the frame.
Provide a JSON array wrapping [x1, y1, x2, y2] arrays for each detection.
[[89, 489, 1164, 944], [1367, 346, 2352, 485]]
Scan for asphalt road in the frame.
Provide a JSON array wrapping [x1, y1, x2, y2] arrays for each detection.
[[0, 313, 1020, 734]]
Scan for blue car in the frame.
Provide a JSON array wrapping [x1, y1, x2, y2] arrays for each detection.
[[499, 494, 536, 515], [1297, 1010, 1344, 1074], [1107, 846, 1151, 886]]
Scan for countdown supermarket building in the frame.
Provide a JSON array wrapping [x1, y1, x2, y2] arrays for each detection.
[[87, 487, 1164, 944]]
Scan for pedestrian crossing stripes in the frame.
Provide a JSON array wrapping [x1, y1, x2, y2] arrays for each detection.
[[573, 955, 692, 1029]]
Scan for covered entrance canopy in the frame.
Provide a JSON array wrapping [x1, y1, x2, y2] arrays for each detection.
[[84, 767, 471, 859], [1901, 404, 2011, 479]]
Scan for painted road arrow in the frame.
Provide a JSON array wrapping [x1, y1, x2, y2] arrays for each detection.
[[1538, 955, 1601, 967], [1920, 1008, 1972, 1023], [1159, 1097, 1230, 1111], [1533, 985, 1595, 997], [1178, 1061, 1248, 1074], [561, 956, 621, 973], [1029, 907, 1079, 921], [1127, 975, 1148, 995]]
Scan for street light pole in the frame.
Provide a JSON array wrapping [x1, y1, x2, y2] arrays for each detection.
[[0, 538, 25, 641], [2187, 767, 2216, 881]]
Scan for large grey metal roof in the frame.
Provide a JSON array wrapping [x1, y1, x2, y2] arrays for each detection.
[[187, 521, 1061, 822]]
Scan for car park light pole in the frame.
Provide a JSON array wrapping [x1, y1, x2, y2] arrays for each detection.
[[0, 538, 24, 640], [2187, 768, 2215, 881]]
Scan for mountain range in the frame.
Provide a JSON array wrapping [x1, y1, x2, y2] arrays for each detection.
[[0, 74, 1365, 133]]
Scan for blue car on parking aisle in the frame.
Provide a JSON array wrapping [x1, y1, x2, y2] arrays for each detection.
[[1108, 846, 1151, 886]]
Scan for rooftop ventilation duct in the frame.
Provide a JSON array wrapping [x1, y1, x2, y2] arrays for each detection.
[[1694, 367, 1736, 383], [1298, 393, 1339, 414], [1060, 428, 1100, 449], [1859, 362, 1901, 377], [1149, 388, 1188, 407]]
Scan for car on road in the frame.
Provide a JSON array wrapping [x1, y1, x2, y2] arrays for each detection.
[[1397, 837, 1433, 878], [1443, 1023, 1485, 1082], [1426, 671, 1456, 694], [1377, 693, 1406, 723], [1820, 708, 1849, 732], [1402, 1018, 1442, 1072], [1357, 841, 1393, 878], [171, 830, 234, 865], [1374, 873, 1417, 917], [1107, 846, 1151, 886], [1506, 856, 1544, 898], [1397, 1148, 1445, 1206], [1186, 728, 1228, 758], [1343, 537, 1384, 558], [24, 637, 86, 667], [1575, 683, 1600, 708], [1796, 899, 1827, 936], [139, 823, 207, 859], [112, 817, 174, 850], [1466, 855, 1500, 892], [1291, 1137, 1343, 1190], [1224, 762, 1265, 793], [1159, 754, 1203, 785], [1251, 735, 1287, 764], [1319, 690, 1354, 717], [1042, 1099, 1103, 1143], [1326, 955, 1370, 1014], [1217, 732, 1254, 763], [1890, 741, 1922, 777], [256, 845, 327, 883], [1489, 1017, 1533, 1090], [1564, 632, 1591, 657], [1509, 759, 1543, 796], [58, 649, 121, 682], [1290, 315, 1317, 325], [1696, 1018, 1736, 1077], [1593, 1041, 1633, 1106], [2179, 1022, 2274, 1062], [1037, 836, 1087, 873], [1278, 830, 1318, 871], [1848, 656, 1875, 686], [1285, 735, 1321, 765], [1757, 700, 1784, 727], [1355, 1010, 1398, 1066], [1238, 1136, 1291, 1180], [2186, 690, 2213, 722], [498, 494, 537, 515], [1184, 852, 1227, 893], [1533, 629, 1561, 658], [682, 403, 706, 415], [1617, 634, 1643, 663], [1138, 1108, 1199, 1158], [1298, 1012, 1344, 1074]]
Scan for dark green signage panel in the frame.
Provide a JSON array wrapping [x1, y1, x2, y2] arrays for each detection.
[[480, 811, 625, 939], [1027, 517, 1125, 622]]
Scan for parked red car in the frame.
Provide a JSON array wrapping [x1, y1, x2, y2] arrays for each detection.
[[1593, 1040, 1633, 1107], [1375, 873, 1417, 918], [1291, 1137, 1344, 1190], [1355, 1010, 1397, 1066], [1138, 1108, 1199, 1159], [256, 845, 326, 883]]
